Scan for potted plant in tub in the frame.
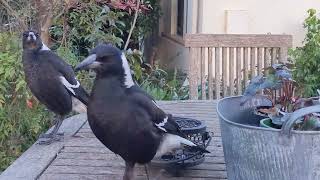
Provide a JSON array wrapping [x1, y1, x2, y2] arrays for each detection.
[[240, 64, 320, 131], [217, 63, 320, 180], [217, 9, 320, 180]]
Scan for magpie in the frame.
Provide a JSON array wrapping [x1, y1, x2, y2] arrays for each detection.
[[75, 43, 209, 180], [22, 30, 89, 144]]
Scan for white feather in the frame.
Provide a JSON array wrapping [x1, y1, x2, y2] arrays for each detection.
[[120, 53, 134, 88], [59, 76, 80, 95], [41, 43, 50, 51], [155, 116, 168, 132], [154, 134, 197, 158]]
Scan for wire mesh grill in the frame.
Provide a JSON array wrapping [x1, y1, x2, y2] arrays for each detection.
[[151, 116, 212, 172]]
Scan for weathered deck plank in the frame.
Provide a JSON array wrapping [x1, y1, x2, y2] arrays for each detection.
[[1, 101, 227, 180]]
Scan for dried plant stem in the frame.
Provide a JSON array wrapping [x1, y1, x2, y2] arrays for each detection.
[[0, 0, 27, 31], [124, 0, 141, 50]]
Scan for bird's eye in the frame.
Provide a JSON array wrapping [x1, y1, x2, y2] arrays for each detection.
[[23, 33, 28, 37], [35, 32, 39, 36]]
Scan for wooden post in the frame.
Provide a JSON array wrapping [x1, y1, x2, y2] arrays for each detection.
[[201, 48, 206, 100], [250, 47, 256, 77], [188, 48, 198, 100], [243, 48, 249, 89], [271, 47, 278, 64], [229, 48, 235, 96], [222, 47, 228, 97], [208, 48, 214, 99], [257, 48, 263, 75], [215, 47, 221, 99], [279, 47, 288, 63], [236, 48, 242, 95]]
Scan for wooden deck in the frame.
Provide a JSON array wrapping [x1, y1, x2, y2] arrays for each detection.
[[0, 101, 227, 180]]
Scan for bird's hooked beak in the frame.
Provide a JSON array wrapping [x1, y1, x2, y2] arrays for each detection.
[[75, 54, 99, 71]]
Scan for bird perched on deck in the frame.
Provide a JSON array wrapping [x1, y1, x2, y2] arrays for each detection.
[[75, 43, 209, 180], [22, 30, 89, 144]]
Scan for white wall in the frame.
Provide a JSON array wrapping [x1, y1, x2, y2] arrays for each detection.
[[200, 0, 320, 47]]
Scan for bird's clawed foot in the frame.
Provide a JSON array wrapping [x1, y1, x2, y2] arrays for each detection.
[[37, 133, 64, 145]]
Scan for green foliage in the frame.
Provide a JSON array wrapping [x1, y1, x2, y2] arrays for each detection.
[[291, 9, 320, 97], [0, 33, 30, 107], [130, 0, 162, 43], [0, 32, 51, 171], [51, 2, 126, 56], [125, 49, 188, 100], [0, 103, 50, 171]]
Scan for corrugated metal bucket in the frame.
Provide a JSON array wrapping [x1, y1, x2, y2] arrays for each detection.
[[217, 96, 320, 180]]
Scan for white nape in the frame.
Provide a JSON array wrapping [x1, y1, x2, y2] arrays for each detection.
[[41, 43, 50, 51], [72, 97, 87, 113], [59, 76, 80, 95], [154, 134, 197, 158], [121, 53, 134, 88]]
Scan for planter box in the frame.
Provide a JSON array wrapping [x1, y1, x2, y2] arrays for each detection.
[[217, 96, 320, 180]]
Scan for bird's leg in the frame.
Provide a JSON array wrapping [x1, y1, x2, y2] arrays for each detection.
[[144, 164, 150, 180], [38, 115, 64, 145], [123, 162, 135, 180]]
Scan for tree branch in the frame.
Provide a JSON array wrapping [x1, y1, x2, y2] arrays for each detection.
[[0, 0, 27, 31], [123, 0, 141, 50]]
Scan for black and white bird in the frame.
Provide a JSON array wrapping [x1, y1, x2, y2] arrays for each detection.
[[75, 43, 209, 180], [22, 30, 89, 144]]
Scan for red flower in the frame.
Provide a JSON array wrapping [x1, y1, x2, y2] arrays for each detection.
[[26, 99, 33, 109]]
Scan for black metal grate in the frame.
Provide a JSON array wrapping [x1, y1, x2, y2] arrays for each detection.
[[151, 116, 212, 175]]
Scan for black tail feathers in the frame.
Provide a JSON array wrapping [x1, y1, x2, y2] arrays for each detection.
[[73, 85, 89, 106]]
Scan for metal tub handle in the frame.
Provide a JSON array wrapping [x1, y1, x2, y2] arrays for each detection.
[[281, 105, 320, 136]]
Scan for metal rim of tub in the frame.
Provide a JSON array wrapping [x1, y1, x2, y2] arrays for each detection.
[[217, 96, 320, 135]]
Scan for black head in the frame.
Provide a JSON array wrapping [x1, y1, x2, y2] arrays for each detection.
[[75, 43, 124, 75], [22, 30, 43, 51], [76, 43, 135, 87]]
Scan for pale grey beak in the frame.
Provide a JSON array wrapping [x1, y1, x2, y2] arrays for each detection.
[[75, 54, 99, 71], [27, 32, 36, 41]]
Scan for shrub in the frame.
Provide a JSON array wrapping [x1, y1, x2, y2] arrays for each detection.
[[291, 9, 320, 97], [0, 32, 51, 171]]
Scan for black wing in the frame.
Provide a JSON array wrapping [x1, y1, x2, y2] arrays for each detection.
[[43, 51, 89, 105], [127, 85, 184, 137]]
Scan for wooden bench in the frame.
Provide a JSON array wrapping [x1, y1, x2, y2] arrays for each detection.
[[183, 34, 293, 100]]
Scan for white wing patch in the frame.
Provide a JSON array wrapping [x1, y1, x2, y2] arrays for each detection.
[[59, 76, 80, 95], [155, 116, 168, 132], [121, 53, 134, 88], [41, 43, 50, 51], [154, 134, 197, 158]]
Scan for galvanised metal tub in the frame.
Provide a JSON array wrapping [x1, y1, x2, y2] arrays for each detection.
[[217, 96, 320, 180]]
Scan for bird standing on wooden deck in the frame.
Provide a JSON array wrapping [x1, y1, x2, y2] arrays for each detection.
[[22, 30, 89, 144], [75, 43, 209, 180]]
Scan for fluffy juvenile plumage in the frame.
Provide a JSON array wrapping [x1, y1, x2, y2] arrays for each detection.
[[76, 43, 209, 180], [22, 30, 89, 144]]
